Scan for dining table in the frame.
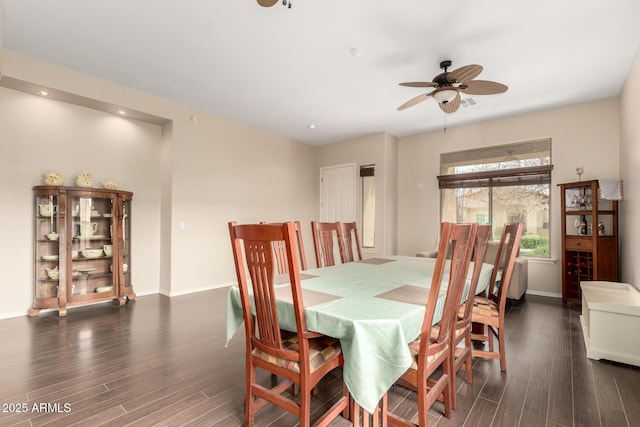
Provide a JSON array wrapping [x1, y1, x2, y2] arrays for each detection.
[[225, 255, 494, 415]]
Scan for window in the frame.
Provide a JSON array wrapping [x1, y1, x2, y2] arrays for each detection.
[[438, 139, 552, 257], [360, 165, 375, 248]]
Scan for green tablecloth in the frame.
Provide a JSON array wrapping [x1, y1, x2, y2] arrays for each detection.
[[226, 255, 493, 413]]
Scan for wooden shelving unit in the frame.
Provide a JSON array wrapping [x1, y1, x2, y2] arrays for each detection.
[[559, 180, 619, 304], [30, 186, 134, 317]]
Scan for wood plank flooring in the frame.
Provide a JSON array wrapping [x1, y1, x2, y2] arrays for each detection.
[[1, 290, 638, 426]]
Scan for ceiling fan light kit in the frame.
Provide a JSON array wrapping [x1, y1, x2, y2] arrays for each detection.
[[432, 88, 458, 104], [398, 59, 508, 113], [257, 0, 291, 8]]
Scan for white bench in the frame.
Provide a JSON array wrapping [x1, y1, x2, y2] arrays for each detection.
[[580, 281, 640, 367]]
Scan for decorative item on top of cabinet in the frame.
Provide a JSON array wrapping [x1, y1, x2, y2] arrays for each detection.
[[43, 172, 64, 186], [76, 172, 93, 187], [29, 185, 134, 317], [559, 179, 619, 305]]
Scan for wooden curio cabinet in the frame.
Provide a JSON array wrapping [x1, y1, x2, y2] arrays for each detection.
[[30, 186, 134, 317], [559, 180, 619, 304]]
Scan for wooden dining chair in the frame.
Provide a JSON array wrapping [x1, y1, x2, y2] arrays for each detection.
[[470, 222, 524, 372], [261, 220, 308, 273], [387, 222, 476, 427], [311, 221, 341, 267], [229, 221, 348, 427], [446, 224, 490, 409], [337, 221, 362, 263]]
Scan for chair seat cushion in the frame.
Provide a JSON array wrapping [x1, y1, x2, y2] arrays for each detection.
[[471, 296, 500, 318], [407, 337, 448, 371], [430, 323, 465, 342], [252, 331, 342, 374]]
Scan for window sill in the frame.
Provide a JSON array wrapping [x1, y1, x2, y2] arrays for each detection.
[[524, 257, 557, 264]]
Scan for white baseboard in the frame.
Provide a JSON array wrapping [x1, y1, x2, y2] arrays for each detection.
[[526, 290, 562, 299], [0, 311, 31, 320], [160, 282, 233, 298]]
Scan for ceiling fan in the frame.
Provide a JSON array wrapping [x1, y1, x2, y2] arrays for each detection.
[[397, 60, 508, 113]]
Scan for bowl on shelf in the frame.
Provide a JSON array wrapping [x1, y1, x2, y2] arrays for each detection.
[[81, 248, 103, 258], [46, 232, 59, 241], [42, 255, 59, 261]]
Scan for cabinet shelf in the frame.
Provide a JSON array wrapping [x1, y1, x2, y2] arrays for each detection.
[[559, 180, 619, 305], [31, 185, 135, 317]]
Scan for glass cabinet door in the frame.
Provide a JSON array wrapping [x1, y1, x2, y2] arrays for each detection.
[[34, 193, 61, 301], [69, 194, 115, 300], [121, 197, 132, 295]]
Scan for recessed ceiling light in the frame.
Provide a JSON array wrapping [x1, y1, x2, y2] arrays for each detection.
[[117, 110, 126, 115], [308, 124, 316, 129], [38, 91, 50, 97]]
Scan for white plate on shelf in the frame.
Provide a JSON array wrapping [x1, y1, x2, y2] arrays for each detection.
[[75, 267, 95, 273], [74, 235, 106, 240], [103, 213, 113, 218], [81, 252, 103, 259], [42, 255, 59, 261], [95, 286, 113, 293]]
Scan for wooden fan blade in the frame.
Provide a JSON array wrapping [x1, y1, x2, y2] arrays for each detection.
[[257, 0, 278, 6], [398, 92, 432, 110], [399, 81, 438, 88], [460, 80, 508, 95], [447, 64, 483, 83], [439, 92, 461, 114]]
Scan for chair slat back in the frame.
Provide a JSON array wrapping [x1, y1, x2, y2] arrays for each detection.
[[261, 221, 308, 273], [457, 224, 491, 324], [488, 223, 524, 306], [420, 222, 476, 352], [338, 221, 362, 263], [311, 221, 341, 267], [229, 222, 305, 359]]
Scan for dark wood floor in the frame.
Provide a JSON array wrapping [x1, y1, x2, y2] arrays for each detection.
[[1, 289, 638, 426]]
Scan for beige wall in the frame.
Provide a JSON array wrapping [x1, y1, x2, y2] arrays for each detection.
[[0, 51, 318, 318], [397, 99, 621, 297], [620, 53, 640, 288], [316, 132, 398, 260], [0, 48, 633, 317], [0, 86, 163, 317]]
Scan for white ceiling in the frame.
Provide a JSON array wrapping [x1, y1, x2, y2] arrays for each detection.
[[3, 0, 640, 146]]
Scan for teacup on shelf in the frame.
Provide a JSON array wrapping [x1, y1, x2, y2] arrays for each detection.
[[39, 204, 58, 217], [47, 232, 59, 241], [109, 263, 128, 272], [45, 267, 59, 280]]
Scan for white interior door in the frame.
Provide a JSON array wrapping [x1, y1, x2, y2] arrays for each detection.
[[320, 164, 356, 222]]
